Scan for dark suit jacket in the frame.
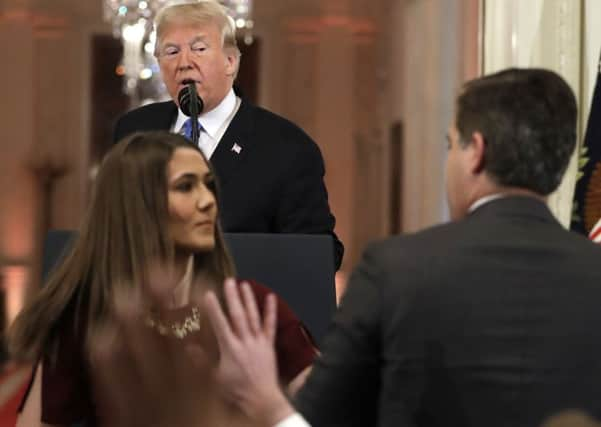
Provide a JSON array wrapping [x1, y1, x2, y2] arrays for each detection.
[[296, 196, 601, 427], [113, 98, 343, 268]]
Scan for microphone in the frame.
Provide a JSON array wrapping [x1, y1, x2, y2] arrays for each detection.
[[177, 82, 204, 144]]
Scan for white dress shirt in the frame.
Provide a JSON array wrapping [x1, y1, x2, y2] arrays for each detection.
[[273, 413, 311, 427], [468, 193, 507, 214], [172, 87, 241, 159]]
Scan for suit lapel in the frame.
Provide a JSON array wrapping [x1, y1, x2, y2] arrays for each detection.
[[210, 99, 254, 186], [157, 101, 178, 131]]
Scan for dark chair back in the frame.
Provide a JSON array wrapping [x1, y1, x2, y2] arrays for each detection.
[[42, 230, 336, 344]]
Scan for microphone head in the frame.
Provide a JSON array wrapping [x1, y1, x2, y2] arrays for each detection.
[[177, 82, 204, 117]]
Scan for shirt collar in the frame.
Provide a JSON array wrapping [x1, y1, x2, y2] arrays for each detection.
[[468, 193, 507, 214], [173, 88, 236, 139]]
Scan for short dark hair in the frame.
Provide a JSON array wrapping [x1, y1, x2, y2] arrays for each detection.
[[456, 68, 577, 195]]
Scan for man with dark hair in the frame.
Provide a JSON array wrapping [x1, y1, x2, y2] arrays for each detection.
[[453, 68, 576, 196], [203, 68, 601, 427]]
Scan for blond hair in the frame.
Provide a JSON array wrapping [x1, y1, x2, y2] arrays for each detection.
[[154, 1, 240, 57]]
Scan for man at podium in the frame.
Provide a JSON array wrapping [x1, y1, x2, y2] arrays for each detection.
[[113, 1, 343, 268]]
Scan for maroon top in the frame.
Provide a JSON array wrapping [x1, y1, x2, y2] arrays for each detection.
[[19, 279, 317, 425]]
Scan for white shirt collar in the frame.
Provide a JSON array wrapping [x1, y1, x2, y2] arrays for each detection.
[[273, 414, 311, 427], [173, 88, 237, 139], [468, 193, 507, 214]]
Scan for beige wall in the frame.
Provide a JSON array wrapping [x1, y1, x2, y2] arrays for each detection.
[[252, 0, 481, 268], [0, 0, 105, 324], [0, 5, 37, 324], [0, 0, 483, 316], [385, 0, 481, 233]]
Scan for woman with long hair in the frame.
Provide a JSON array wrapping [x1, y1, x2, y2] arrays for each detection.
[[8, 131, 316, 426]]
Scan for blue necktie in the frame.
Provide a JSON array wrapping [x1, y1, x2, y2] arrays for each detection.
[[180, 118, 203, 142]]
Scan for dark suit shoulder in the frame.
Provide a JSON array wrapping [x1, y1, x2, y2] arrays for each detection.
[[247, 103, 316, 146], [113, 101, 176, 144], [367, 209, 601, 284], [121, 101, 174, 120], [363, 221, 460, 265], [234, 101, 325, 174]]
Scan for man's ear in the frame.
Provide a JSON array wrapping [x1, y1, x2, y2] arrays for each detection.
[[224, 50, 239, 77], [468, 131, 486, 174]]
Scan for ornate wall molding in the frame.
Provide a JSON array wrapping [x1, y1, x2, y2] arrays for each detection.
[[0, 9, 68, 37], [284, 15, 376, 44]]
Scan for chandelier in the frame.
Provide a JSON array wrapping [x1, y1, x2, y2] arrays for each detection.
[[103, 0, 253, 101]]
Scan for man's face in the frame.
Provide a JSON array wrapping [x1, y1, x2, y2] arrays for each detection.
[[445, 123, 470, 221], [157, 21, 238, 113]]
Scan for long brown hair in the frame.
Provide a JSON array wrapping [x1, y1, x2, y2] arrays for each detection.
[[8, 131, 235, 361]]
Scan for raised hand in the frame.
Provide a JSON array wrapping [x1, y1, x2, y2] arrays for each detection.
[[204, 278, 296, 426]]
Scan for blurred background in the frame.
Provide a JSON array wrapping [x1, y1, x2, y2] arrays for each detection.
[[0, 0, 600, 339]]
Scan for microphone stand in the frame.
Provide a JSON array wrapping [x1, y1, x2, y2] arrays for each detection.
[[188, 82, 200, 145]]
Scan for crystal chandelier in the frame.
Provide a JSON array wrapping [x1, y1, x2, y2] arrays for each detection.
[[103, 0, 168, 38], [103, 0, 253, 101], [221, 0, 254, 43]]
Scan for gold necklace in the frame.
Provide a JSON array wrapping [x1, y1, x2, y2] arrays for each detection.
[[145, 306, 201, 339]]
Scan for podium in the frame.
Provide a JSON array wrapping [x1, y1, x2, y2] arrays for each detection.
[[42, 230, 336, 344]]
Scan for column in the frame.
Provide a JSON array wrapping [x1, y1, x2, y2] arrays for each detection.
[[0, 0, 100, 326], [0, 2, 38, 326]]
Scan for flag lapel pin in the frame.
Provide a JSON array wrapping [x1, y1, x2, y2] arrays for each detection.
[[231, 143, 242, 154]]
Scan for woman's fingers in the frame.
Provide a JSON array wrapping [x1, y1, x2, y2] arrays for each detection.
[[263, 294, 277, 344], [204, 289, 235, 350], [240, 281, 262, 336], [204, 279, 278, 345], [223, 278, 250, 337]]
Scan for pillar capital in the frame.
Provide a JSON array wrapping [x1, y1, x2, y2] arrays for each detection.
[[284, 15, 376, 44], [0, 8, 69, 38]]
